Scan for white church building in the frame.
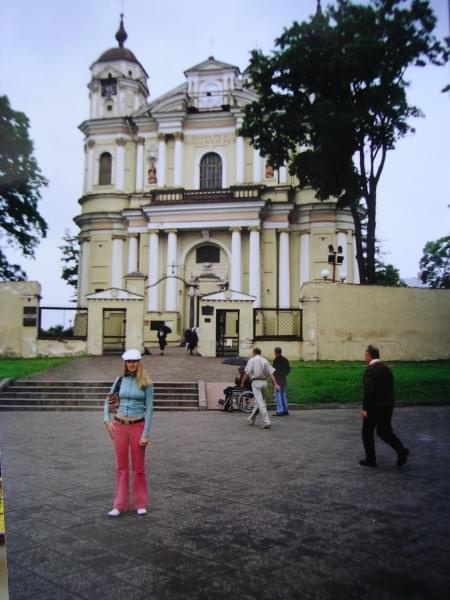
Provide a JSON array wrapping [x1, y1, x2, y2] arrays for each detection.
[[74, 16, 358, 356]]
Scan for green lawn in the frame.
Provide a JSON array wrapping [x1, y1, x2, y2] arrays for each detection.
[[0, 357, 77, 380], [276, 361, 450, 405]]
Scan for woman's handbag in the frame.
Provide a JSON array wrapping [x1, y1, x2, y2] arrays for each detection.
[[107, 377, 122, 413]]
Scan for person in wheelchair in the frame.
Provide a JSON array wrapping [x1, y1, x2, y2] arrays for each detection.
[[219, 367, 253, 411]]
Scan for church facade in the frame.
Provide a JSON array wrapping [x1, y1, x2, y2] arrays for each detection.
[[74, 17, 358, 356]]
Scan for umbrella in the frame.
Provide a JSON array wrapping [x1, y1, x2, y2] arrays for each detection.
[[222, 356, 248, 366]]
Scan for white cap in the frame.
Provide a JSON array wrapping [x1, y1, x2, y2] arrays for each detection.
[[122, 349, 142, 361]]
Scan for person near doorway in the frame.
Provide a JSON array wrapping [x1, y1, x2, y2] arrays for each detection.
[[272, 346, 291, 416], [104, 349, 153, 516], [241, 347, 279, 429], [360, 344, 410, 468], [157, 325, 171, 355], [188, 327, 199, 355]]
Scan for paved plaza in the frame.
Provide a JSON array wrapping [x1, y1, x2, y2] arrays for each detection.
[[1, 403, 449, 599]]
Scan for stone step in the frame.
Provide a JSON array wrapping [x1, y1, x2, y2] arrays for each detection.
[[0, 380, 200, 411], [0, 391, 199, 399], [0, 405, 196, 412]]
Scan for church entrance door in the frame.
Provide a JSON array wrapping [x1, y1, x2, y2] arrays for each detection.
[[216, 310, 239, 357], [102, 309, 126, 354]]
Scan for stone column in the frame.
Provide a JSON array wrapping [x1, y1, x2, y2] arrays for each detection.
[[252, 148, 261, 183], [337, 232, 348, 282], [165, 230, 178, 311], [230, 227, 242, 291], [111, 236, 125, 289], [299, 233, 310, 289], [148, 230, 160, 311], [135, 137, 145, 191], [278, 229, 290, 308], [86, 140, 95, 192], [79, 236, 90, 306], [249, 228, 261, 307], [115, 138, 126, 191], [127, 235, 139, 274], [173, 132, 184, 187], [157, 133, 166, 187]]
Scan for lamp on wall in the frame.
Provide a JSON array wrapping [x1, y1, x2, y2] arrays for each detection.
[[320, 268, 330, 280], [327, 245, 344, 282]]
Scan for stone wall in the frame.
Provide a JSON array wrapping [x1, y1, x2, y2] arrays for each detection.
[[0, 281, 41, 357], [301, 282, 450, 361]]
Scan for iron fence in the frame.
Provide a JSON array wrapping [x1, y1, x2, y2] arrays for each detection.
[[253, 308, 302, 340], [38, 307, 88, 340]]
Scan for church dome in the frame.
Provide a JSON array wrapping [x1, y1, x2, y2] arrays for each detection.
[[96, 46, 139, 64]]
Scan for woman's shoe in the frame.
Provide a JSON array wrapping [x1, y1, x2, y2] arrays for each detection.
[[108, 508, 121, 517], [137, 508, 147, 516]]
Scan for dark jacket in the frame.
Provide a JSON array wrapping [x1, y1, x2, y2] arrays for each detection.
[[363, 361, 394, 411], [272, 355, 291, 386]]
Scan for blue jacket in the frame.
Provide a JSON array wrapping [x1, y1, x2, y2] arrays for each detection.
[[104, 375, 153, 437]]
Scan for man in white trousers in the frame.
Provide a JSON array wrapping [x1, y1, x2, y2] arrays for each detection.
[[241, 348, 279, 429]]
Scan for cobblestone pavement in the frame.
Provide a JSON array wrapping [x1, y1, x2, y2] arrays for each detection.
[[1, 406, 449, 599], [25, 348, 239, 384]]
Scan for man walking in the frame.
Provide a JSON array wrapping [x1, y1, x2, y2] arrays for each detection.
[[360, 345, 410, 468], [272, 346, 290, 416], [241, 348, 279, 429]]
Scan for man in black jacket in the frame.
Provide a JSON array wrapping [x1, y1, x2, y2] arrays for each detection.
[[360, 345, 410, 468]]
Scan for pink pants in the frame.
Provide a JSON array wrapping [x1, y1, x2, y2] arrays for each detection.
[[113, 421, 148, 510]]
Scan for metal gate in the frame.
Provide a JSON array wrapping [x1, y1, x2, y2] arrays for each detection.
[[216, 310, 239, 356], [103, 309, 126, 354]]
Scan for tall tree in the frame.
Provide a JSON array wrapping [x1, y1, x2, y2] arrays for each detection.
[[0, 95, 48, 280], [419, 235, 450, 289], [241, 0, 449, 283], [59, 229, 79, 292]]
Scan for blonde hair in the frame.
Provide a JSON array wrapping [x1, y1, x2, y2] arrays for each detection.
[[122, 360, 152, 388]]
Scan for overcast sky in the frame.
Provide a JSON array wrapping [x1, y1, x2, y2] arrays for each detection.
[[1, 0, 449, 306]]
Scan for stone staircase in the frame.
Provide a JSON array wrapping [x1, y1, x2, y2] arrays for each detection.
[[0, 380, 200, 411]]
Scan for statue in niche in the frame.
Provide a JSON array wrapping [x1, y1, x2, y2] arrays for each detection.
[[148, 160, 157, 184], [265, 163, 274, 179]]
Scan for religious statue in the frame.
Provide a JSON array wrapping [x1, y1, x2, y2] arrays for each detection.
[[148, 160, 157, 184], [265, 163, 274, 179]]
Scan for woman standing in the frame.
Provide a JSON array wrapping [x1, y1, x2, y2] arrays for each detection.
[[104, 349, 153, 517]]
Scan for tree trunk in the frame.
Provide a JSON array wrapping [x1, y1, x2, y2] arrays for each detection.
[[365, 185, 377, 284], [351, 203, 367, 284]]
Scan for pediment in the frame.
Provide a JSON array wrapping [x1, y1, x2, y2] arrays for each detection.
[[85, 287, 144, 301], [93, 65, 123, 80], [185, 57, 240, 75], [201, 290, 256, 302]]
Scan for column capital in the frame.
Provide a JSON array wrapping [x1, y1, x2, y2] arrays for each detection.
[[148, 229, 160, 236], [136, 136, 145, 145], [173, 131, 184, 141], [116, 137, 127, 146], [112, 234, 126, 241], [229, 226, 242, 233], [80, 234, 91, 243], [248, 226, 261, 233], [166, 228, 178, 235], [157, 132, 166, 141], [86, 139, 96, 149], [277, 228, 290, 234]]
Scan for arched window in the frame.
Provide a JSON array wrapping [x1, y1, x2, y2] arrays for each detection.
[[196, 245, 220, 263], [200, 152, 222, 190], [99, 152, 112, 185]]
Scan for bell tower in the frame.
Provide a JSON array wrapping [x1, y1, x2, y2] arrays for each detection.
[[88, 14, 149, 119]]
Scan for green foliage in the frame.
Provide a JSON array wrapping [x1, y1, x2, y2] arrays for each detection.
[[283, 361, 450, 405], [0, 357, 76, 379], [59, 229, 79, 291], [419, 235, 450, 289], [0, 95, 48, 280], [241, 0, 449, 284]]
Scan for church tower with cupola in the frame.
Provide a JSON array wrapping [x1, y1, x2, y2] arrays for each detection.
[[88, 14, 149, 119]]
